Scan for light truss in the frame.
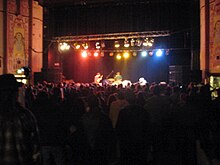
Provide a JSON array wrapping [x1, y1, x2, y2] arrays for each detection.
[[52, 31, 170, 42]]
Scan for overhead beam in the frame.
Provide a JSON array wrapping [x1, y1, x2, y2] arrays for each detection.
[[52, 30, 170, 42]]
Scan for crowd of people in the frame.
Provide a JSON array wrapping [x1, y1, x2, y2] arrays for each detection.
[[1, 73, 220, 165]]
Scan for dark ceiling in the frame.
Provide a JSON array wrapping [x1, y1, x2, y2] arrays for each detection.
[[41, 0, 187, 7]]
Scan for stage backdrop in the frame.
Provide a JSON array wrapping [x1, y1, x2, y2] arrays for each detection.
[[61, 50, 190, 84]]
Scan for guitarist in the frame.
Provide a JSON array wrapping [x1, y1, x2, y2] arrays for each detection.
[[94, 72, 103, 84]]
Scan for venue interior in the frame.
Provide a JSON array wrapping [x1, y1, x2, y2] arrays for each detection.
[[42, 0, 199, 84]]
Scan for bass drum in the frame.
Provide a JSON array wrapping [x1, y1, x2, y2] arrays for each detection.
[[108, 78, 115, 84]]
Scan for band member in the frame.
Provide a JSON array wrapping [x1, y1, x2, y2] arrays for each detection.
[[113, 72, 123, 85], [94, 72, 103, 84]]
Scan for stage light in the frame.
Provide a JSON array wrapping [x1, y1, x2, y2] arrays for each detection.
[[136, 39, 142, 47], [150, 38, 154, 43], [166, 49, 170, 55], [142, 38, 148, 47], [130, 38, 135, 46], [114, 41, 120, 48], [17, 68, 23, 74], [109, 52, 114, 56], [141, 51, 147, 57], [94, 52, 99, 57], [59, 42, 70, 51], [82, 42, 89, 50], [101, 41, 105, 48], [100, 51, 105, 57], [123, 52, 130, 59], [116, 54, 122, 60], [132, 52, 137, 56], [74, 43, 81, 49], [17, 66, 31, 78], [95, 42, 101, 49], [81, 51, 88, 58], [21, 79, 27, 84], [156, 49, 163, 57], [142, 38, 154, 47], [124, 39, 130, 48], [148, 42, 153, 47], [149, 51, 153, 56]]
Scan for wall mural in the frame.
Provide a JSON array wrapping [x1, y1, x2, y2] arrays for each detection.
[[7, 0, 29, 74], [210, 0, 220, 73], [13, 18, 26, 70]]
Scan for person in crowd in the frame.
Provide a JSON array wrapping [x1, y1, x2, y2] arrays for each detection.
[[116, 90, 150, 165], [82, 94, 116, 165], [211, 88, 220, 164], [136, 91, 147, 106], [109, 91, 129, 129], [106, 92, 117, 113], [0, 74, 40, 165], [171, 85, 199, 165], [3, 75, 217, 165], [61, 91, 90, 165], [32, 90, 66, 165], [144, 85, 179, 165], [169, 85, 181, 110]]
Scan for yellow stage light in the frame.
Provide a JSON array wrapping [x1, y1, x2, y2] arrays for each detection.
[[123, 52, 130, 59], [116, 54, 122, 60]]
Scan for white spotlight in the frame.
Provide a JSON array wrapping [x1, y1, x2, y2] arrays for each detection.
[[141, 51, 147, 57], [59, 42, 70, 51], [114, 41, 120, 48], [124, 39, 130, 48], [156, 49, 163, 57], [95, 42, 101, 49]]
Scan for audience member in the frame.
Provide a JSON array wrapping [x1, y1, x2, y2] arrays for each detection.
[[0, 74, 40, 165]]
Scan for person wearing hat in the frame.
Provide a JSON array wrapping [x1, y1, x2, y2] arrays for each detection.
[[0, 74, 41, 164]]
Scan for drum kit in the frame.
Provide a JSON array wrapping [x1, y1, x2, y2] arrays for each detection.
[[107, 78, 115, 84], [103, 78, 131, 87], [100, 71, 142, 87], [102, 78, 116, 85]]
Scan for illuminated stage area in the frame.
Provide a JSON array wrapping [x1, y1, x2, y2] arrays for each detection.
[[48, 31, 190, 83], [62, 50, 169, 83], [47, 31, 191, 84]]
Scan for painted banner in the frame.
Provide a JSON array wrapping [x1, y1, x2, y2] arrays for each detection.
[[7, 0, 29, 74], [210, 0, 220, 73]]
